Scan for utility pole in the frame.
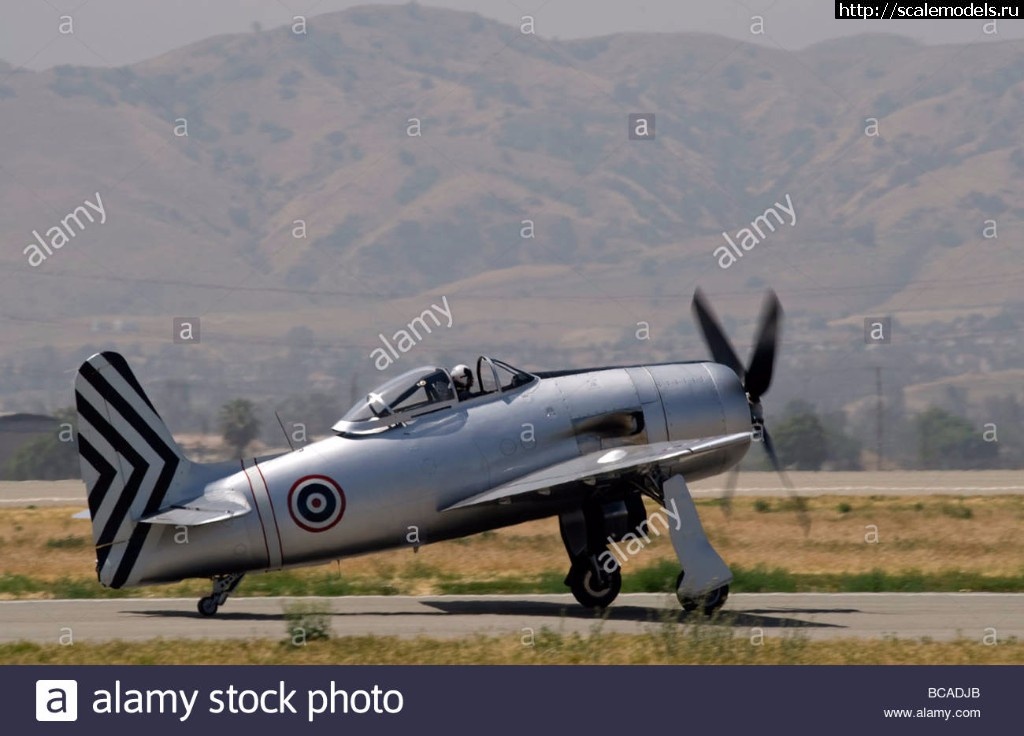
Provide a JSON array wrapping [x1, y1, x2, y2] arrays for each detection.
[[875, 366, 883, 471]]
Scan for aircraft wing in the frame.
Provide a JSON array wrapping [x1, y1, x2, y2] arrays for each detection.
[[442, 432, 751, 511], [139, 487, 252, 526]]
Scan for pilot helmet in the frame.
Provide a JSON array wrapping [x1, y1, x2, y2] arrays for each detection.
[[451, 364, 473, 388]]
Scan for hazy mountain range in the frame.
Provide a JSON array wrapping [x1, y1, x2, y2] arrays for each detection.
[[0, 4, 1021, 424]]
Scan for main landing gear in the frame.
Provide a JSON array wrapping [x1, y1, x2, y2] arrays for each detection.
[[197, 572, 246, 616], [566, 558, 622, 609], [559, 474, 733, 616], [558, 493, 644, 609]]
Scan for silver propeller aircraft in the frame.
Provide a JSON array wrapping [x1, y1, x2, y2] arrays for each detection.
[[74, 290, 787, 617]]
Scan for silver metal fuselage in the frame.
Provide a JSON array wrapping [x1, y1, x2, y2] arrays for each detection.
[[134, 362, 752, 585]]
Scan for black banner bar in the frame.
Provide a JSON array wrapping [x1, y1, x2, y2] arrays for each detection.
[[5, 665, 1018, 734]]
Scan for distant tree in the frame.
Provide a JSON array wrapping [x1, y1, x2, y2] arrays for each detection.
[[821, 410, 864, 470], [219, 399, 261, 457], [773, 401, 829, 470], [3, 408, 78, 480], [274, 392, 345, 443], [915, 406, 998, 469], [823, 427, 863, 470]]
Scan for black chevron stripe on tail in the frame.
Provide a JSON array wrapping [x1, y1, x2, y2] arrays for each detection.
[[75, 434, 117, 572], [74, 352, 189, 589]]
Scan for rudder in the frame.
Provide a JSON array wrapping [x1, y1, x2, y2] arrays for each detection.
[[75, 351, 190, 588]]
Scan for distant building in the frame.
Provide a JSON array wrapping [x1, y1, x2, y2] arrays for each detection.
[[0, 413, 57, 479]]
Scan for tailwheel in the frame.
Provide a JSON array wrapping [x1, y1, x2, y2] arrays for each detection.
[[196, 572, 245, 617], [675, 571, 729, 616], [197, 596, 219, 617], [567, 559, 622, 609]]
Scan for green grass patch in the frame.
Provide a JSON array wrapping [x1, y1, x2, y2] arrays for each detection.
[[437, 571, 566, 595], [939, 502, 974, 520], [729, 565, 1024, 593], [621, 560, 1024, 594], [44, 536, 89, 550], [283, 601, 332, 643], [0, 574, 137, 598]]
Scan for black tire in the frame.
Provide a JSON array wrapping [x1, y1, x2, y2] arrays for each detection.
[[197, 596, 219, 617], [568, 562, 622, 609], [700, 584, 729, 616], [675, 571, 698, 612], [675, 571, 729, 616]]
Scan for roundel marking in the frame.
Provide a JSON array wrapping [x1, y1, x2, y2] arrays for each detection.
[[287, 475, 346, 533]]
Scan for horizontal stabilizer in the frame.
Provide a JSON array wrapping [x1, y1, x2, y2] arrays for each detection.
[[140, 488, 251, 526], [443, 432, 751, 511]]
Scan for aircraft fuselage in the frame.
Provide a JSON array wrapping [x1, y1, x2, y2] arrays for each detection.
[[130, 362, 751, 586]]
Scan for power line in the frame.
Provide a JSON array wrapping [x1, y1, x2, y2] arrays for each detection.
[[875, 366, 884, 471]]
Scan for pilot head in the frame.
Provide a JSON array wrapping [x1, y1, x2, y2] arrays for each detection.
[[451, 364, 473, 390]]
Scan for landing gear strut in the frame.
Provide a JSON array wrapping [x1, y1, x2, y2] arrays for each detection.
[[558, 493, 644, 609], [197, 572, 245, 616], [662, 474, 734, 616]]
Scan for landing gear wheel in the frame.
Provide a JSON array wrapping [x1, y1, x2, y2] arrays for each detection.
[[675, 571, 729, 616], [197, 596, 219, 617], [196, 572, 245, 617], [568, 561, 622, 609]]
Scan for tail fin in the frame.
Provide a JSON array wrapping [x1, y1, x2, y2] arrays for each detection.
[[75, 352, 190, 588]]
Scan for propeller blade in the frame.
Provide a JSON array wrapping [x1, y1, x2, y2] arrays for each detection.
[[691, 288, 745, 380], [719, 465, 740, 519], [761, 425, 810, 536], [744, 290, 782, 402], [690, 288, 799, 530], [760, 424, 786, 480]]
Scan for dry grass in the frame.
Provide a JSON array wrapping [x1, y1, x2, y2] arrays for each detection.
[[0, 495, 1021, 596], [705, 495, 1024, 577], [1, 631, 1021, 665]]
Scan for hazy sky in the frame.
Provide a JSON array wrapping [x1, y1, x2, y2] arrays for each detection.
[[2, 0, 1020, 70]]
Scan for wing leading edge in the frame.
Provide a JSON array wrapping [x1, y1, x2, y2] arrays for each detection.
[[442, 432, 751, 511]]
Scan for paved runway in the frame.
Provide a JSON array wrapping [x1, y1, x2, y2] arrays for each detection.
[[0, 480, 85, 507], [1, 593, 1020, 644]]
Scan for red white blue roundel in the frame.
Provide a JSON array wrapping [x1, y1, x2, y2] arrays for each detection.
[[287, 475, 346, 533]]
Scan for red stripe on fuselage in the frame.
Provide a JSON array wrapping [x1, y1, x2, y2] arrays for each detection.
[[255, 459, 285, 564], [241, 459, 272, 567]]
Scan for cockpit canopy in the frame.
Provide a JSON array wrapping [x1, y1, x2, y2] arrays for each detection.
[[333, 358, 536, 435], [338, 366, 454, 425]]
